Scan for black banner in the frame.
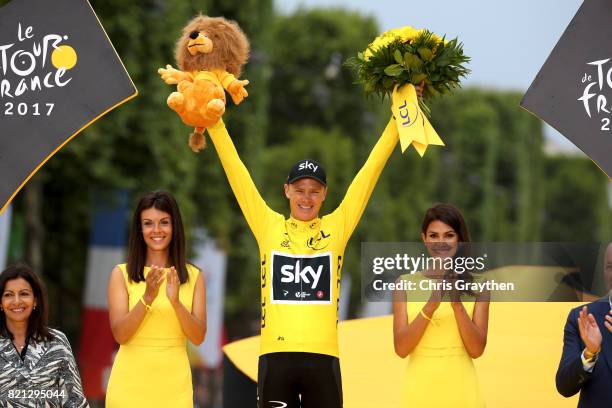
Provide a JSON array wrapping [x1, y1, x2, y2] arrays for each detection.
[[521, 0, 612, 178], [0, 0, 137, 212]]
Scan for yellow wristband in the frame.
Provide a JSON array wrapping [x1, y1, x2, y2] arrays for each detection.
[[420, 309, 432, 321], [140, 297, 152, 311], [420, 309, 438, 327]]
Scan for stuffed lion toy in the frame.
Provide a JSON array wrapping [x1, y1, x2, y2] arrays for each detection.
[[158, 15, 250, 152]]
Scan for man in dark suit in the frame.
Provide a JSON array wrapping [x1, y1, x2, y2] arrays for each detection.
[[556, 243, 612, 407]]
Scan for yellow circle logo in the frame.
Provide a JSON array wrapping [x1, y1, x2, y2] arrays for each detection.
[[51, 45, 77, 70]]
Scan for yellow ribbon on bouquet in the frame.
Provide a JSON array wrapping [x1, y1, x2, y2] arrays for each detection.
[[391, 84, 444, 156]]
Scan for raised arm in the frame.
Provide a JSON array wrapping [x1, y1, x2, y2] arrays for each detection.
[[207, 120, 274, 240], [333, 118, 399, 242]]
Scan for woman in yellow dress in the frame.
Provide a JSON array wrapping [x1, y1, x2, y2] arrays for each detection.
[[393, 203, 489, 407], [105, 191, 207, 407]]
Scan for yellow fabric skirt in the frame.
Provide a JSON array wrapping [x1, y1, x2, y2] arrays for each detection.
[[401, 349, 484, 408], [106, 341, 192, 407]]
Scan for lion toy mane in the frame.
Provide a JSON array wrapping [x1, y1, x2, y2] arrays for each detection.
[[158, 15, 250, 152]]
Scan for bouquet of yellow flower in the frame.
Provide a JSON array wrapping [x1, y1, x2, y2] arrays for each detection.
[[349, 26, 469, 112], [347, 26, 470, 156]]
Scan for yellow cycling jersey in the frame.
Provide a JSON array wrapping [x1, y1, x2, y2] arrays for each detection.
[[208, 119, 399, 357]]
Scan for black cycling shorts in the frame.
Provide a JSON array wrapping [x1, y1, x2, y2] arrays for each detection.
[[257, 352, 343, 408]]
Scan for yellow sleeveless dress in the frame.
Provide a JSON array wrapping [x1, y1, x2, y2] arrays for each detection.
[[401, 274, 485, 408], [105, 264, 199, 407]]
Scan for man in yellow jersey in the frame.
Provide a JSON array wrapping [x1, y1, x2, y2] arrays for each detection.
[[207, 86, 421, 407]]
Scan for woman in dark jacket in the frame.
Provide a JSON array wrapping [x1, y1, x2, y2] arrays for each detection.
[[0, 264, 89, 407]]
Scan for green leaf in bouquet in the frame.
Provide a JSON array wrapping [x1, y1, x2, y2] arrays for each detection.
[[417, 47, 434, 61], [357, 52, 364, 61], [364, 81, 376, 93], [425, 61, 436, 72], [384, 64, 404, 77], [435, 48, 452, 67], [429, 72, 440, 82], [411, 72, 427, 84], [404, 54, 424, 70], [394, 49, 404, 65], [399, 70, 412, 82], [382, 77, 395, 90], [403, 53, 416, 67]]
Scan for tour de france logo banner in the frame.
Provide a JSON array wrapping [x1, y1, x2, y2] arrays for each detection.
[[521, 0, 612, 178], [0, 0, 137, 212]]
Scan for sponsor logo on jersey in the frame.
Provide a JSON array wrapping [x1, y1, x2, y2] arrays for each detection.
[[298, 160, 318, 172], [270, 251, 332, 304], [306, 229, 331, 250], [280, 233, 290, 248]]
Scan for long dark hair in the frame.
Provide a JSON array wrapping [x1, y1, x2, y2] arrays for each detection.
[[421, 203, 476, 296], [421, 203, 471, 243], [127, 191, 189, 284], [0, 264, 53, 341]]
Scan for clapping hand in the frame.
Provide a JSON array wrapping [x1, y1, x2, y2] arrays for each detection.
[[443, 271, 463, 304], [166, 266, 181, 306], [578, 306, 602, 354], [143, 265, 165, 306], [424, 278, 443, 316]]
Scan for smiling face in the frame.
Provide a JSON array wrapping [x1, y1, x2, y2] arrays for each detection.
[[1, 278, 36, 325], [422, 220, 460, 258], [187, 30, 213, 56], [284, 178, 327, 221], [141, 207, 173, 253]]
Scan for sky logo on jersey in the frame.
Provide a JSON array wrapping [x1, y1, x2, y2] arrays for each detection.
[[0, 0, 137, 213], [270, 251, 332, 304]]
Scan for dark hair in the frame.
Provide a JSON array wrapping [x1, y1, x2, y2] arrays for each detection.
[[127, 191, 189, 284], [421, 203, 471, 242], [0, 264, 53, 341], [421, 203, 476, 296]]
